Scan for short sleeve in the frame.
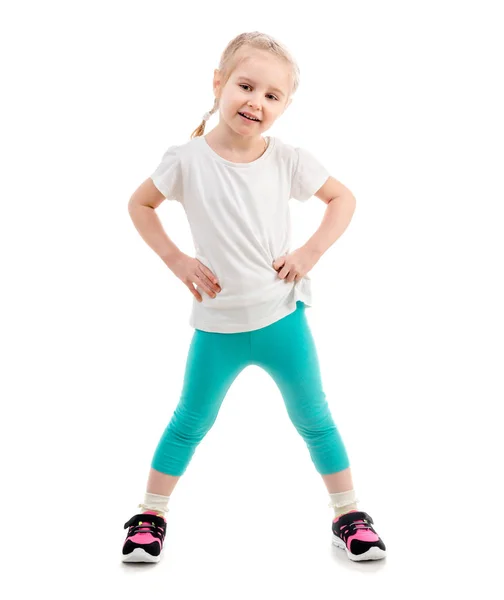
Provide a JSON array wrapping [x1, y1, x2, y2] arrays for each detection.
[[150, 145, 183, 202], [290, 147, 330, 202]]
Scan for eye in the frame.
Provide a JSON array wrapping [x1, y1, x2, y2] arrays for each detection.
[[239, 84, 278, 101]]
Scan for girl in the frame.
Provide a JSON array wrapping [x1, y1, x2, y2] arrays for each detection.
[[122, 31, 386, 564]]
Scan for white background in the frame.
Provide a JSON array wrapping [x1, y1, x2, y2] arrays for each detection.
[[2, 0, 503, 597]]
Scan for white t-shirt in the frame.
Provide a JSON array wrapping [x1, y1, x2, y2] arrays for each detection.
[[150, 135, 330, 333]]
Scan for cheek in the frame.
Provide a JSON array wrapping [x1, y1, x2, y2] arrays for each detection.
[[225, 95, 242, 111]]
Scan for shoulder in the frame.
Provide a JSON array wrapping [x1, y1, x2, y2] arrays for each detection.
[[268, 136, 302, 168], [158, 137, 200, 159], [150, 139, 201, 202], [280, 139, 330, 203], [270, 135, 295, 157], [270, 137, 317, 167]]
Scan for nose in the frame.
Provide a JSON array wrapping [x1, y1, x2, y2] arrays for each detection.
[[248, 97, 261, 111]]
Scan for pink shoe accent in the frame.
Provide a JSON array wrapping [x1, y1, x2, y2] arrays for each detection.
[[332, 510, 386, 561], [126, 512, 165, 546], [334, 510, 379, 544]]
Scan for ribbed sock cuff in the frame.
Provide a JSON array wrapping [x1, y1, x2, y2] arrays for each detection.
[[328, 489, 359, 518], [138, 492, 171, 516]]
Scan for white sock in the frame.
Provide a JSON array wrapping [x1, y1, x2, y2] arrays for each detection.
[[138, 492, 171, 517], [328, 489, 360, 519]]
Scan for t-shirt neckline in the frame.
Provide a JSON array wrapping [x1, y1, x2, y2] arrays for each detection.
[[199, 135, 275, 168]]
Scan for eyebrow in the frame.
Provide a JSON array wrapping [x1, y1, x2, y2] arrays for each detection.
[[237, 76, 286, 97]]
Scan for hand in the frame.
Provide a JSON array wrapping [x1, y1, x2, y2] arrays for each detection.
[[167, 251, 221, 302], [272, 246, 321, 282]]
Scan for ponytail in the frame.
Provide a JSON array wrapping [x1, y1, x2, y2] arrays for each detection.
[[190, 98, 219, 139]]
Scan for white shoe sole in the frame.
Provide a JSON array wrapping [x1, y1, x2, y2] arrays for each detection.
[[122, 547, 162, 563], [332, 533, 387, 561]]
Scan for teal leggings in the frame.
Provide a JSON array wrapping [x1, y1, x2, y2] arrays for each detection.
[[151, 301, 350, 477]]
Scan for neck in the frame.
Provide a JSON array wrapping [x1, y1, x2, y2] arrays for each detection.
[[205, 121, 265, 152]]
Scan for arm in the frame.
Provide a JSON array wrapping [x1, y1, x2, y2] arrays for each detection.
[[303, 176, 356, 258], [127, 178, 181, 267]]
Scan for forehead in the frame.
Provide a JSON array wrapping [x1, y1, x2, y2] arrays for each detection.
[[232, 51, 291, 94]]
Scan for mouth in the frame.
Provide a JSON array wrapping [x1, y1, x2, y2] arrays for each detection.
[[238, 112, 261, 122]]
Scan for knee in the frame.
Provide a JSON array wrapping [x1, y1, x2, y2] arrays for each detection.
[[167, 406, 218, 444], [288, 397, 335, 436]]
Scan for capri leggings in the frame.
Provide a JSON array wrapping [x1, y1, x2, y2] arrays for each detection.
[[151, 301, 350, 477]]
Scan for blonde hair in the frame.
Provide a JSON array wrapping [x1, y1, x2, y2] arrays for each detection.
[[190, 31, 300, 139]]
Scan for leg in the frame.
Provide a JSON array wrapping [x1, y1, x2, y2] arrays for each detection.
[[321, 467, 354, 494], [149, 328, 249, 486], [252, 302, 351, 478], [250, 305, 387, 561], [123, 330, 248, 563], [146, 470, 180, 497]]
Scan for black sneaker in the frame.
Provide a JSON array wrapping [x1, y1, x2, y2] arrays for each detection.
[[332, 510, 387, 561], [121, 510, 167, 563]]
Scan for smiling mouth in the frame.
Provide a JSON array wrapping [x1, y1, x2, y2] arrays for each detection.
[[238, 112, 261, 122]]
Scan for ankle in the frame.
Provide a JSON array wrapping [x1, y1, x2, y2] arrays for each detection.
[[138, 491, 171, 517], [328, 489, 360, 519]]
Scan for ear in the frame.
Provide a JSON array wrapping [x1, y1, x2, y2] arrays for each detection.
[[213, 69, 221, 95]]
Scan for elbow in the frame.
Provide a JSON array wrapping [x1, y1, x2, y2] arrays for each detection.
[[128, 196, 139, 213]]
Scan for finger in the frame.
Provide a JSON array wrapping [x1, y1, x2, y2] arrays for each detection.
[[199, 263, 220, 285], [278, 266, 290, 279], [198, 264, 221, 292], [186, 282, 202, 302], [194, 273, 217, 298], [195, 268, 214, 291]]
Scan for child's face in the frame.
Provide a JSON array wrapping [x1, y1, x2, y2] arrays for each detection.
[[213, 49, 292, 136]]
